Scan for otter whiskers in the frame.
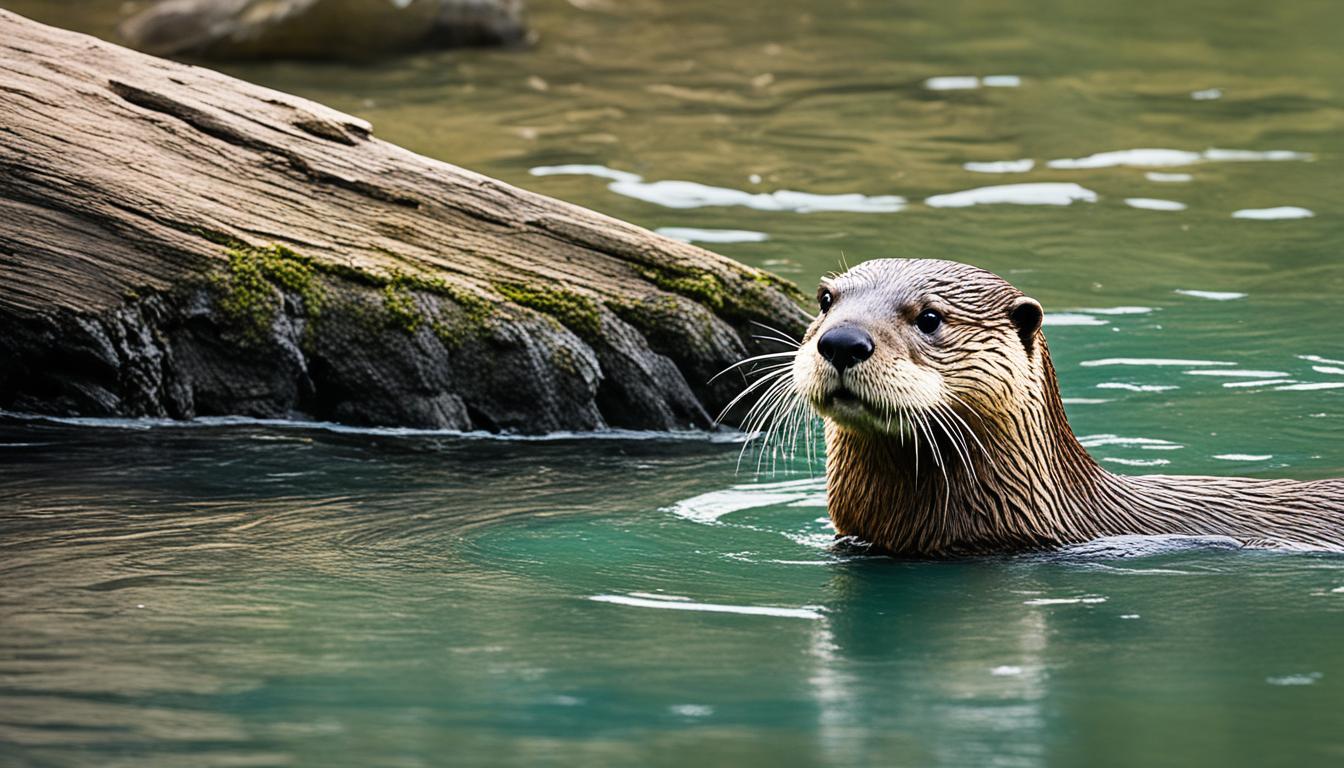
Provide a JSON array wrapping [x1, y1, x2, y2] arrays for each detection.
[[714, 328, 819, 475], [749, 320, 803, 351]]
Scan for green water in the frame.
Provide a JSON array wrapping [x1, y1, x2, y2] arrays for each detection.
[[3, 0, 1344, 765]]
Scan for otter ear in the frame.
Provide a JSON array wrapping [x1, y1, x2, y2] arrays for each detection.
[[1009, 296, 1043, 352]]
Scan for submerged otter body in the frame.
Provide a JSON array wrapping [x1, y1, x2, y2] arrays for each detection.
[[781, 258, 1344, 556]]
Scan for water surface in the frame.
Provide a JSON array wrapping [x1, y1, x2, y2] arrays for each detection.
[[3, 0, 1344, 765], [3, 418, 1344, 767]]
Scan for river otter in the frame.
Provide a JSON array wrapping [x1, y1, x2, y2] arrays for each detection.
[[747, 258, 1344, 556]]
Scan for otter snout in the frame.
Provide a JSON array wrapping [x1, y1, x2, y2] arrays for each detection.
[[816, 326, 874, 372]]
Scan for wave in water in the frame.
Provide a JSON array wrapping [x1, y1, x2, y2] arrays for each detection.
[[668, 477, 826, 524], [530, 165, 906, 213], [1047, 147, 1313, 169], [925, 182, 1098, 208], [0, 411, 747, 444], [589, 593, 823, 619]]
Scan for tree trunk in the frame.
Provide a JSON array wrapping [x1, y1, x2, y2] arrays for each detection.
[[0, 9, 808, 434]]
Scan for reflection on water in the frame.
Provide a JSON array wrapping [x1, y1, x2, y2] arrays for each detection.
[[589, 593, 824, 620], [654, 226, 769, 243], [1232, 206, 1316, 219], [924, 182, 1097, 207], [531, 164, 908, 212], [965, 158, 1035, 174], [3, 0, 1344, 763], [4, 414, 1344, 765], [923, 74, 1023, 90], [1172, 289, 1246, 300], [1045, 147, 1312, 169], [1124, 197, 1187, 211], [1146, 171, 1194, 182], [532, 147, 1314, 212]]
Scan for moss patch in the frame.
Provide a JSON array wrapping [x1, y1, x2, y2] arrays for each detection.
[[210, 242, 500, 345], [638, 265, 726, 311], [637, 261, 807, 324], [606, 293, 718, 350], [382, 278, 423, 333], [213, 244, 323, 342], [262, 245, 324, 314], [494, 282, 601, 339], [379, 269, 498, 340], [389, 270, 494, 327], [752, 270, 807, 302]]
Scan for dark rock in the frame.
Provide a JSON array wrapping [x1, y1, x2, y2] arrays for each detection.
[[120, 0, 529, 61]]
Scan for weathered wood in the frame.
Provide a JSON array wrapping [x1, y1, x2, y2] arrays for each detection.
[[0, 10, 809, 433]]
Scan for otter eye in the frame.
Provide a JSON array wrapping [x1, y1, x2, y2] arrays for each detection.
[[915, 309, 943, 334], [818, 288, 834, 313]]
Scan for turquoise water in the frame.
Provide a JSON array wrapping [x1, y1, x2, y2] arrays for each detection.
[[3, 0, 1344, 764], [4, 419, 1344, 767]]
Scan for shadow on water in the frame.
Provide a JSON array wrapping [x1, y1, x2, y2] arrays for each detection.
[[794, 538, 1344, 766]]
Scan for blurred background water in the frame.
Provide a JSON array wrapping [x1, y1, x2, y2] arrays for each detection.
[[2, 0, 1343, 765]]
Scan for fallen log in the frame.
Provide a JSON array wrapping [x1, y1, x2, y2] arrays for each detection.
[[0, 10, 809, 433]]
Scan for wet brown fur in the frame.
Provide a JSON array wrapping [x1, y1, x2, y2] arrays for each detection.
[[789, 259, 1344, 556]]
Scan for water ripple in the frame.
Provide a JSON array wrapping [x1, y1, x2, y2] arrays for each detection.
[[1045, 313, 1109, 327], [1232, 206, 1315, 220], [925, 183, 1097, 208], [668, 478, 824, 524], [529, 165, 906, 212], [1174, 289, 1246, 300], [964, 159, 1034, 174], [589, 593, 823, 620], [0, 411, 745, 444], [1125, 198, 1187, 211], [654, 227, 768, 243], [1048, 147, 1312, 169], [1080, 358, 1234, 368], [924, 75, 1021, 90]]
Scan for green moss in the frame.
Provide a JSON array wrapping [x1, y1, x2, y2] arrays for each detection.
[[637, 259, 811, 325], [214, 249, 280, 342], [210, 241, 505, 344], [368, 263, 496, 333], [638, 266, 726, 310], [607, 293, 718, 348], [313, 259, 388, 288], [494, 282, 601, 339], [429, 319, 459, 346], [402, 273, 494, 326], [382, 279, 423, 333], [263, 245, 324, 315], [211, 243, 327, 344], [377, 269, 502, 338], [752, 270, 808, 302]]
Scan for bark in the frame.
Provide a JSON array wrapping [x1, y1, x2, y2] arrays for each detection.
[[0, 9, 809, 433]]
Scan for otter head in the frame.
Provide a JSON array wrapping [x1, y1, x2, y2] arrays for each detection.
[[792, 258, 1045, 437]]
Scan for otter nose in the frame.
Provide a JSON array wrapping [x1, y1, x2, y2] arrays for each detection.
[[817, 326, 874, 373]]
